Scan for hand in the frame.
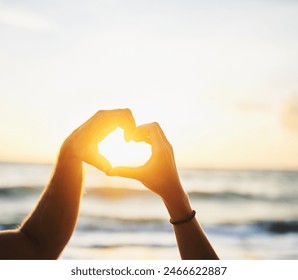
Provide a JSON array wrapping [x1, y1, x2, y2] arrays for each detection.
[[110, 122, 219, 260], [109, 122, 185, 201], [61, 109, 136, 173]]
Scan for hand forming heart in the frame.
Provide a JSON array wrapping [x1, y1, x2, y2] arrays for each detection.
[[63, 108, 183, 200]]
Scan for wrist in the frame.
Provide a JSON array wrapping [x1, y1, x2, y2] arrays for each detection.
[[162, 188, 193, 222], [56, 139, 83, 170], [60, 137, 80, 160], [170, 210, 196, 225]]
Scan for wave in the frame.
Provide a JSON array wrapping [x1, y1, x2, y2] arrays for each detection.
[[73, 215, 298, 235], [86, 187, 293, 202], [0, 186, 41, 197], [88, 243, 175, 249], [71, 219, 298, 249], [253, 220, 298, 234], [0, 186, 296, 203], [0, 223, 20, 230], [0, 186, 149, 198], [188, 190, 297, 203], [206, 220, 298, 236], [76, 215, 171, 233]]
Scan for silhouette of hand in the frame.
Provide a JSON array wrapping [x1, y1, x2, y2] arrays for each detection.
[[62, 109, 136, 173], [109, 122, 184, 200]]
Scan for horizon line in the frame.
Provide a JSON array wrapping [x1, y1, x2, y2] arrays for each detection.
[[0, 159, 297, 172]]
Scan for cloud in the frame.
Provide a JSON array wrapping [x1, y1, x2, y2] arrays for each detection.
[[281, 95, 298, 132], [0, 5, 55, 31]]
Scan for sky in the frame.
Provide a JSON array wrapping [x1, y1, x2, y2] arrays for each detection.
[[0, 0, 298, 169]]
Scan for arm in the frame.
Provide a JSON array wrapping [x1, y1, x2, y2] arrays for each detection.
[[0, 150, 83, 259], [0, 109, 135, 259], [110, 122, 219, 260]]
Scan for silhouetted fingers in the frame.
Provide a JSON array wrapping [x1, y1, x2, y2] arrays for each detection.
[[122, 108, 137, 141], [93, 108, 136, 143], [91, 153, 112, 174], [131, 126, 151, 144], [155, 122, 172, 148], [131, 122, 170, 152], [109, 108, 136, 141]]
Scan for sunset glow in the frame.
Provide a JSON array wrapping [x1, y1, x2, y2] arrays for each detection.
[[0, 0, 298, 169], [98, 128, 151, 168]]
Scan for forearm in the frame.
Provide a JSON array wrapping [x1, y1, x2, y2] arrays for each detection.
[[19, 146, 84, 259], [163, 187, 219, 260]]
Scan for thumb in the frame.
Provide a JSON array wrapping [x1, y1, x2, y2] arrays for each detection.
[[92, 153, 112, 174]]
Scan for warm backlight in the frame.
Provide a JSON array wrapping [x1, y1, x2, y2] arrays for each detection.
[[98, 128, 151, 167]]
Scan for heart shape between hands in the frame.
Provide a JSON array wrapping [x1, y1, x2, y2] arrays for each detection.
[[98, 127, 152, 168]]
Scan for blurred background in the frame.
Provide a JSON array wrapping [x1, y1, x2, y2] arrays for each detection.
[[0, 0, 297, 259]]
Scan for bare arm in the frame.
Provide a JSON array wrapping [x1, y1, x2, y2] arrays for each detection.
[[162, 185, 219, 260], [110, 122, 219, 260], [0, 150, 83, 259], [0, 109, 135, 259]]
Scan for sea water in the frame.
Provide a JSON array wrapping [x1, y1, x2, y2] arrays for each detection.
[[0, 162, 297, 259]]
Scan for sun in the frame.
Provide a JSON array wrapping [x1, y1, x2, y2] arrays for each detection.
[[98, 128, 151, 168]]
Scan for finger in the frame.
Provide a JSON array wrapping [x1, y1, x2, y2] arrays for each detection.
[[154, 122, 172, 147], [109, 108, 136, 141], [108, 166, 141, 180], [131, 123, 165, 149], [131, 128, 151, 144], [122, 109, 136, 141], [95, 108, 136, 142], [91, 153, 112, 174]]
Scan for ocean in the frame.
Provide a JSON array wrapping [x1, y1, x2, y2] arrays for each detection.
[[0, 162, 297, 260]]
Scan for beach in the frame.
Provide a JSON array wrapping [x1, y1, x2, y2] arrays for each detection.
[[0, 162, 297, 259]]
